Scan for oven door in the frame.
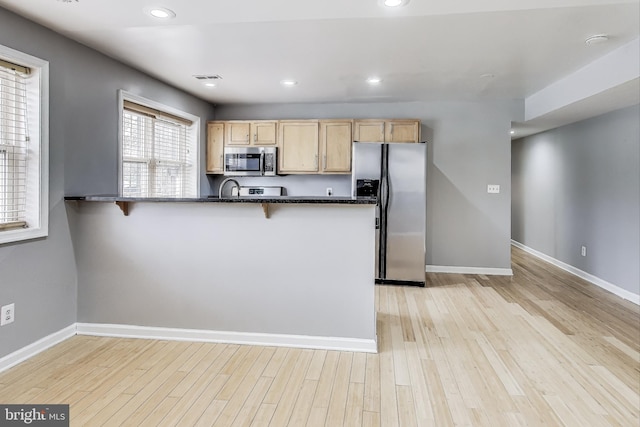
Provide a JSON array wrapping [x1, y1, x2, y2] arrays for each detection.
[[224, 149, 264, 176]]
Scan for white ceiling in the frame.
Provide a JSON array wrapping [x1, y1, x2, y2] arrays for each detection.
[[1, 0, 638, 136]]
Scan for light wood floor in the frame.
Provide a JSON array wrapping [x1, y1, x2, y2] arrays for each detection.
[[0, 246, 638, 426]]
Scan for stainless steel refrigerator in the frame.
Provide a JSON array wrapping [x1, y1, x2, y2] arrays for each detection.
[[352, 142, 426, 287]]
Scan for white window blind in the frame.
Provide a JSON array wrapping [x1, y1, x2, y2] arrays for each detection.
[[122, 101, 195, 198], [0, 61, 29, 230]]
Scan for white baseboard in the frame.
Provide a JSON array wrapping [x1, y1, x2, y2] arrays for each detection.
[[511, 240, 640, 305], [426, 265, 513, 276], [76, 323, 378, 353], [0, 323, 376, 373], [0, 324, 77, 374]]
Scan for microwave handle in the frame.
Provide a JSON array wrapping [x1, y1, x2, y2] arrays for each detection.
[[259, 152, 265, 174]]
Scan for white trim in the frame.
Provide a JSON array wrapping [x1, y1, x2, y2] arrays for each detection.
[[0, 44, 49, 245], [0, 324, 76, 374], [117, 89, 201, 197], [511, 240, 640, 305], [426, 265, 513, 276], [76, 323, 378, 353]]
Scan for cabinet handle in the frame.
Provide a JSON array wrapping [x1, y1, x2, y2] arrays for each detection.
[[220, 154, 223, 165], [315, 154, 318, 169], [323, 154, 327, 169], [390, 124, 393, 139], [254, 133, 257, 142]]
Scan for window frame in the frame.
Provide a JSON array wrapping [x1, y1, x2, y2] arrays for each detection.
[[117, 90, 200, 198], [0, 44, 49, 245]]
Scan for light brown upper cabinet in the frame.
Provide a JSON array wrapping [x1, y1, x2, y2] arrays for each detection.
[[225, 120, 277, 146], [354, 119, 420, 143], [353, 120, 385, 142], [320, 120, 352, 174], [206, 122, 224, 174], [386, 120, 420, 143], [278, 121, 320, 173]]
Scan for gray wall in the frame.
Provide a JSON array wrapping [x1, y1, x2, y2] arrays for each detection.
[[512, 104, 640, 295], [216, 101, 517, 270], [0, 6, 215, 358]]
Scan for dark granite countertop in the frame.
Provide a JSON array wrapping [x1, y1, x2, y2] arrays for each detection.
[[64, 195, 377, 205]]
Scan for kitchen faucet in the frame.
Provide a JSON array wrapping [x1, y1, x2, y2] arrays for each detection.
[[218, 177, 241, 198]]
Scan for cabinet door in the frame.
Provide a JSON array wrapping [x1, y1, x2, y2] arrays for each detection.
[[226, 122, 251, 145], [320, 121, 352, 173], [354, 120, 385, 142], [206, 122, 224, 174], [278, 121, 319, 173], [386, 120, 420, 143], [251, 121, 277, 145]]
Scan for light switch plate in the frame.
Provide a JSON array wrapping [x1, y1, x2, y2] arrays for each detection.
[[487, 184, 500, 194]]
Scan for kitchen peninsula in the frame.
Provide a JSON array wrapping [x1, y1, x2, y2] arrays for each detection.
[[65, 195, 377, 352]]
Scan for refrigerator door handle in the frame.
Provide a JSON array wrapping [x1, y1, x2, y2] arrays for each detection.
[[375, 182, 382, 229], [378, 144, 390, 280], [379, 176, 386, 210]]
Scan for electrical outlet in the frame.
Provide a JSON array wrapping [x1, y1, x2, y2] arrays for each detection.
[[326, 187, 333, 196], [581, 246, 587, 257], [1, 303, 15, 326], [487, 184, 500, 194]]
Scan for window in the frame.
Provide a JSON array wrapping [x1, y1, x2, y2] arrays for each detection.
[[119, 92, 198, 198], [0, 45, 48, 245]]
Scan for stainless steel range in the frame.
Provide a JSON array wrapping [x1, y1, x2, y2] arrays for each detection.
[[233, 186, 284, 197]]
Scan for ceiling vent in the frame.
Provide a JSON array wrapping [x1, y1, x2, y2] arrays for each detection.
[[193, 75, 223, 81]]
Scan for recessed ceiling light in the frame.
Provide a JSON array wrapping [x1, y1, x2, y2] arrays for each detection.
[[366, 77, 382, 85], [510, 130, 516, 135], [147, 7, 176, 19], [281, 80, 298, 86], [382, 0, 410, 7], [193, 74, 222, 81], [585, 34, 609, 45], [204, 83, 216, 88]]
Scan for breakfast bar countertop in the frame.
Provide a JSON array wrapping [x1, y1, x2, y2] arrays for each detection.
[[64, 195, 377, 205]]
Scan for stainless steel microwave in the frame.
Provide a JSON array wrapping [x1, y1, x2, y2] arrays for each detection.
[[223, 146, 277, 176]]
